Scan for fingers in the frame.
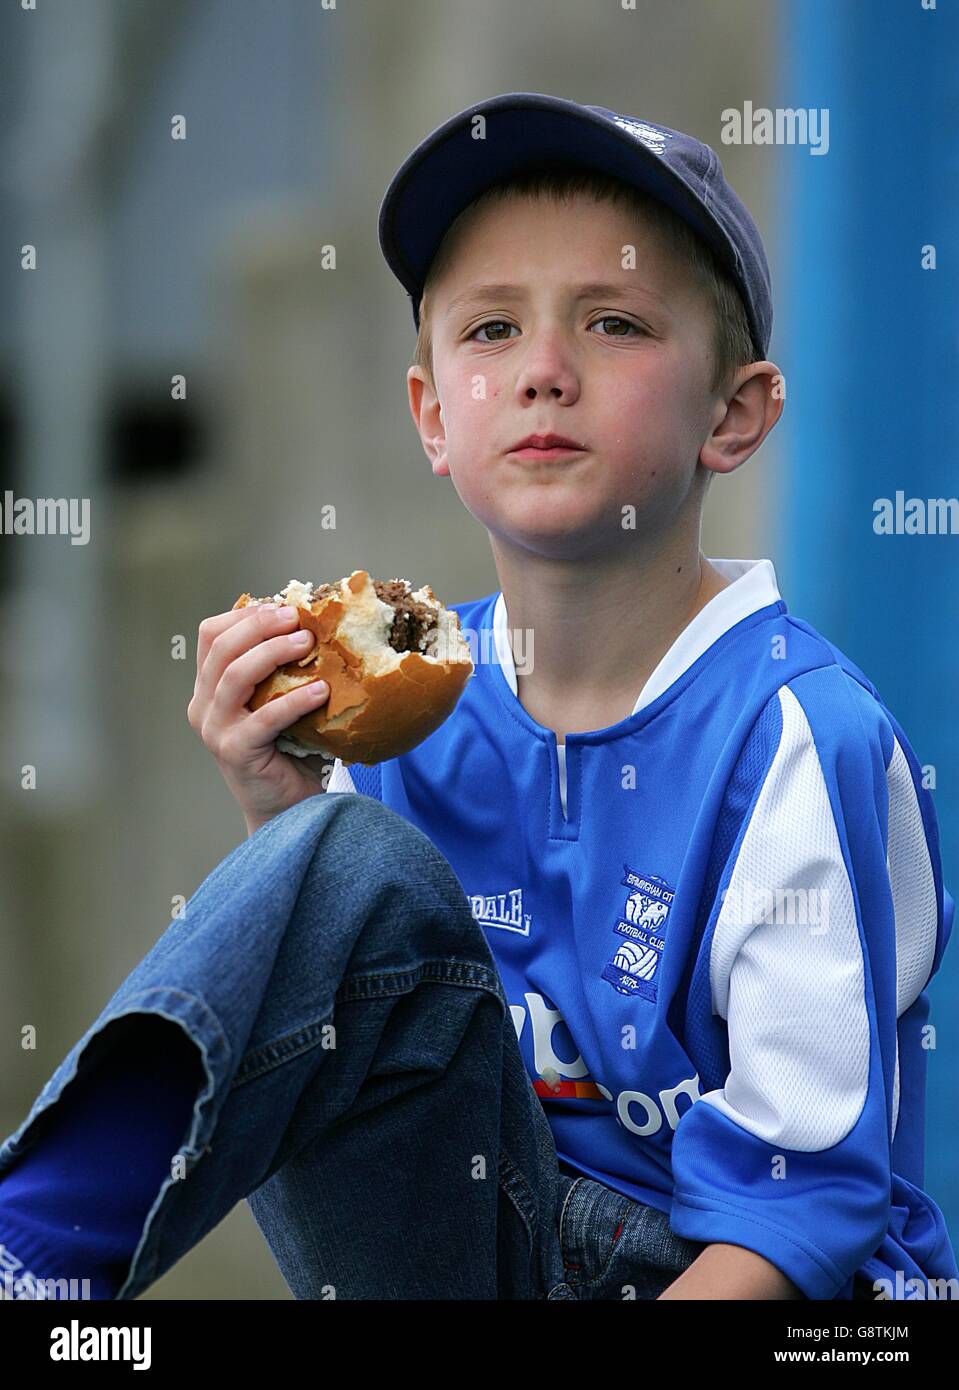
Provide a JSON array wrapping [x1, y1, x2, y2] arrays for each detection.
[[195, 602, 291, 677], [227, 678, 331, 758], [215, 628, 319, 718], [190, 603, 299, 725], [190, 604, 331, 761]]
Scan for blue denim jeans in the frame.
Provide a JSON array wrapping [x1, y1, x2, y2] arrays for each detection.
[[0, 793, 708, 1301]]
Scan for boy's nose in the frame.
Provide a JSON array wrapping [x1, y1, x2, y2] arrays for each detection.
[[514, 355, 580, 404]]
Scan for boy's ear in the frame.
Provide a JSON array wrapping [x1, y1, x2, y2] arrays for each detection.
[[407, 366, 450, 477], [698, 361, 785, 477]]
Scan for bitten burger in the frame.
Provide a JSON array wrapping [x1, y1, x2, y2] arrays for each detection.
[[233, 569, 474, 765]]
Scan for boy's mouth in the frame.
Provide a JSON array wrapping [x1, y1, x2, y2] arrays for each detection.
[[506, 431, 589, 461]]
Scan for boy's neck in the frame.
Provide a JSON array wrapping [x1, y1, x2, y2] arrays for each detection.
[[491, 537, 731, 741]]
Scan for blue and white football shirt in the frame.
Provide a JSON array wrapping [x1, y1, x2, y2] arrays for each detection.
[[328, 557, 957, 1300]]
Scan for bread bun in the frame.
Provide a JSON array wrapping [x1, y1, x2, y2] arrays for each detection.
[[232, 570, 474, 765]]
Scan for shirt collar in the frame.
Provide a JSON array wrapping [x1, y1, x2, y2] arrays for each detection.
[[492, 557, 783, 715]]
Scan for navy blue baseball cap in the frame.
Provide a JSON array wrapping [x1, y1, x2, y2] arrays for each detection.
[[378, 91, 772, 359]]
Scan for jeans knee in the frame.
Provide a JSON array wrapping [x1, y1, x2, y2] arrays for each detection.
[[267, 792, 502, 1005], [292, 790, 475, 922]]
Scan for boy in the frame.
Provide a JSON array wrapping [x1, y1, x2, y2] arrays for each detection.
[[0, 93, 954, 1303], [340, 92, 958, 1298]]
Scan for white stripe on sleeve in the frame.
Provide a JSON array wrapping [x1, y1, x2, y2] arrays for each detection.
[[704, 685, 870, 1152], [885, 734, 938, 1138]]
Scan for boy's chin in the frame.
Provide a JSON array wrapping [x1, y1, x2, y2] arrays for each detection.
[[487, 513, 629, 561]]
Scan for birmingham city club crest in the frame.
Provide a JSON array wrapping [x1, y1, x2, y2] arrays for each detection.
[[602, 866, 675, 1002]]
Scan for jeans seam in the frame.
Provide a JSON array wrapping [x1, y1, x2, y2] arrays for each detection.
[[497, 1149, 538, 1235], [230, 1017, 336, 1089], [334, 957, 506, 1003], [231, 959, 505, 1086], [560, 1179, 636, 1288], [558, 1176, 584, 1273]]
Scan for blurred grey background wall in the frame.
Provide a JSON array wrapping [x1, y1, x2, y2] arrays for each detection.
[[3, 0, 947, 1301]]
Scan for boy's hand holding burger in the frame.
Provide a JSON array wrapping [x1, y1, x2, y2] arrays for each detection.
[[188, 598, 333, 838], [188, 569, 473, 838]]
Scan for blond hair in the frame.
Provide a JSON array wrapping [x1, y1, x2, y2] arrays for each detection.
[[412, 166, 756, 398]]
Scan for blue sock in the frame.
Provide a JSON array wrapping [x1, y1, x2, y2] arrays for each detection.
[[0, 1015, 205, 1300]]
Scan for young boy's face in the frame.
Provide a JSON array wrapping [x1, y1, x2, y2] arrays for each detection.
[[408, 192, 731, 560]]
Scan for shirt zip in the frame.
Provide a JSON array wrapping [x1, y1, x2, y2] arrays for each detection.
[[553, 735, 568, 823]]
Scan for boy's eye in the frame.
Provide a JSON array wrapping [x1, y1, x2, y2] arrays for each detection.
[[587, 316, 643, 337], [468, 316, 644, 342], [469, 320, 518, 343]]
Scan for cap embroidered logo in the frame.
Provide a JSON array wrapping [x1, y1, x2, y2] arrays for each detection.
[[609, 117, 670, 156]]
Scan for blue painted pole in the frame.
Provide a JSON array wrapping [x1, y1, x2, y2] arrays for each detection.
[[775, 0, 958, 1238]]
